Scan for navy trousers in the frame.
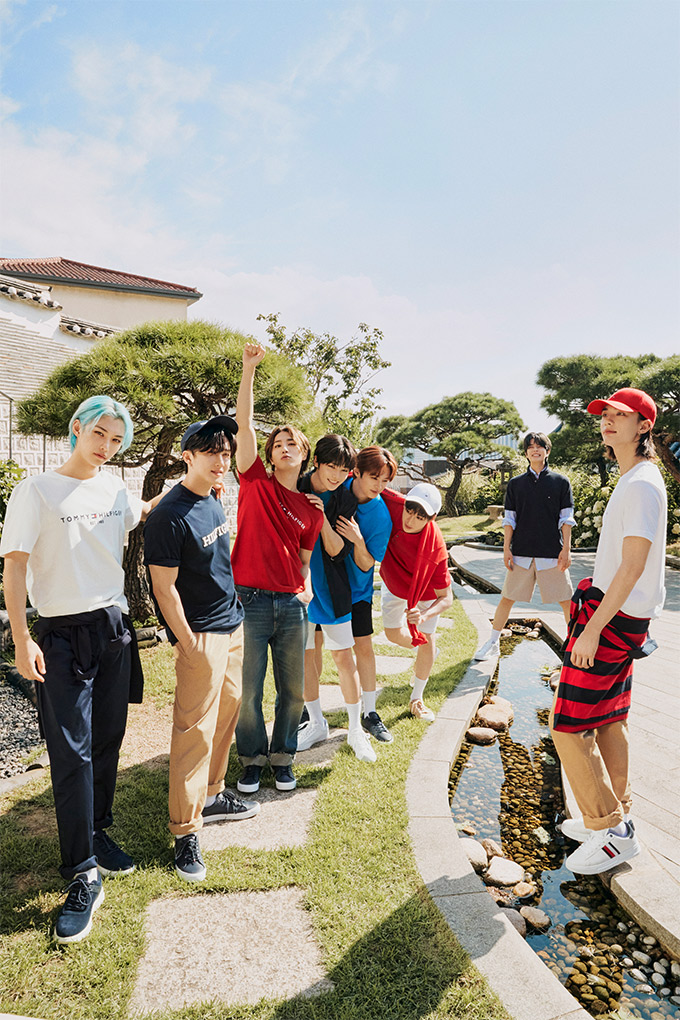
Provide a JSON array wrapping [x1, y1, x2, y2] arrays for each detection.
[[34, 608, 132, 880]]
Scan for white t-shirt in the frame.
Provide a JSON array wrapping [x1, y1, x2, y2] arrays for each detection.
[[0, 469, 143, 617], [592, 461, 667, 619]]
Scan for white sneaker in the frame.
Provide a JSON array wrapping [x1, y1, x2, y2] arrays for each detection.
[[560, 816, 592, 843], [296, 718, 330, 752], [409, 698, 435, 722], [565, 823, 640, 875], [347, 728, 377, 762], [473, 637, 500, 661]]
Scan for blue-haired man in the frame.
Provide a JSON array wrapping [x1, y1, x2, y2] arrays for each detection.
[[1, 395, 166, 944]]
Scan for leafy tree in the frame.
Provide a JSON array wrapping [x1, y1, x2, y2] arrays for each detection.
[[257, 313, 390, 446], [376, 393, 524, 515], [537, 354, 680, 484], [16, 320, 312, 620]]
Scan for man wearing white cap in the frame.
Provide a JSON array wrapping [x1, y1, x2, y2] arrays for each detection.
[[379, 482, 453, 721]]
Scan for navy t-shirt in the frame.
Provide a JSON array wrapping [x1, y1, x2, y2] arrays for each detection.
[[143, 484, 243, 643]]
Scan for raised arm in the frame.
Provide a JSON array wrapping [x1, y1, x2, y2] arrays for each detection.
[[235, 342, 266, 474]]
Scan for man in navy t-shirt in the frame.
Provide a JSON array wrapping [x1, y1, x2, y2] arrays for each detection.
[[144, 417, 259, 883]]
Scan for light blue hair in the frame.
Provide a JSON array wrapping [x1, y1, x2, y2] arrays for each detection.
[[69, 395, 134, 452]]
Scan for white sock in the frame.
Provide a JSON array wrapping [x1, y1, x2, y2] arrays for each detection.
[[204, 794, 216, 808], [80, 867, 98, 883], [362, 690, 377, 716], [346, 701, 362, 731], [412, 676, 428, 702], [306, 698, 324, 726], [490, 629, 502, 643], [610, 821, 628, 837]]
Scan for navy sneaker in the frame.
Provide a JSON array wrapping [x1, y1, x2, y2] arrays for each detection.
[[54, 872, 104, 944], [273, 764, 296, 791], [202, 789, 260, 823], [174, 834, 206, 882], [237, 765, 262, 794], [362, 711, 394, 743], [93, 829, 135, 876]]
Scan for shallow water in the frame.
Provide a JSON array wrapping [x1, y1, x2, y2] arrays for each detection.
[[449, 634, 680, 1019]]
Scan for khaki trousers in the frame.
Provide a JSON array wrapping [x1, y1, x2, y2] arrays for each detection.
[[169, 628, 243, 837], [549, 693, 631, 831]]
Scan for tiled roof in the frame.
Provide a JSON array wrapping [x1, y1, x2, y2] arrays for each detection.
[[0, 257, 202, 300], [0, 273, 62, 310], [60, 315, 117, 339]]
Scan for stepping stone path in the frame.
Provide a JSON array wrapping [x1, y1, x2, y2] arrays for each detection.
[[130, 888, 334, 1013]]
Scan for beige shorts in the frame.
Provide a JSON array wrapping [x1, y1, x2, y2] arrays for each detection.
[[501, 562, 572, 604]]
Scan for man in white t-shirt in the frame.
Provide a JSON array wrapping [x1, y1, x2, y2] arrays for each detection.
[[550, 388, 667, 875], [1, 395, 164, 943]]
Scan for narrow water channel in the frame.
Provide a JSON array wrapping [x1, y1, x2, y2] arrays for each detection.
[[448, 632, 680, 1020]]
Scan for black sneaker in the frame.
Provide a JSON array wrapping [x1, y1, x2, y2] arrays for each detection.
[[93, 829, 136, 876], [362, 711, 394, 743], [273, 764, 296, 791], [237, 764, 262, 794], [54, 872, 104, 944], [202, 789, 260, 823], [174, 833, 206, 882]]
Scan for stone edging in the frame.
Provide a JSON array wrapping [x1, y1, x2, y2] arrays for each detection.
[[406, 611, 591, 1020]]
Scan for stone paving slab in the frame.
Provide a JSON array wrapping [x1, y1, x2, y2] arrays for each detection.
[[129, 888, 333, 1014], [200, 786, 319, 851]]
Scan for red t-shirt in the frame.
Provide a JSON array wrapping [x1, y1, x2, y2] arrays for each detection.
[[231, 457, 323, 593], [379, 489, 449, 600]]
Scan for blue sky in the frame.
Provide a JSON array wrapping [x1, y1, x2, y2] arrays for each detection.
[[1, 0, 678, 432]]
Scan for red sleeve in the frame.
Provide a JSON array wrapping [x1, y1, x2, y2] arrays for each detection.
[[239, 457, 268, 484], [381, 487, 405, 508], [431, 528, 450, 590]]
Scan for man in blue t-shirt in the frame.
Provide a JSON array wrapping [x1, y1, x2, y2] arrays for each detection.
[[144, 417, 259, 883], [298, 445, 396, 753]]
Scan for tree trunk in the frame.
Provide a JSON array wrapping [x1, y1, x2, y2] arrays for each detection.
[[597, 455, 609, 487], [123, 428, 180, 622], [654, 433, 680, 484], [443, 463, 465, 516]]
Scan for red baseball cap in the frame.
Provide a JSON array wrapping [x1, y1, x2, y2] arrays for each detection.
[[586, 387, 657, 425]]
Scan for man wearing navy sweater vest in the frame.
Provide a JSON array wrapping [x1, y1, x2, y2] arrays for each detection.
[[474, 432, 574, 661]]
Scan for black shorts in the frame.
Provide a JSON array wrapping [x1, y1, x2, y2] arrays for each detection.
[[351, 600, 373, 638]]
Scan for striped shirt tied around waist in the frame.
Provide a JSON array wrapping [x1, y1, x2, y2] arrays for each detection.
[[552, 577, 650, 733]]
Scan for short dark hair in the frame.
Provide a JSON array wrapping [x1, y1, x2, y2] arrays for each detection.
[[604, 414, 656, 462], [264, 425, 311, 473], [314, 434, 357, 471], [183, 425, 236, 457], [404, 499, 434, 521], [523, 431, 551, 455]]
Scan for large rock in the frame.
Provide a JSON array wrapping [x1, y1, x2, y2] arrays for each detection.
[[513, 881, 537, 899], [500, 908, 527, 937], [484, 856, 525, 887], [466, 727, 497, 746], [520, 906, 551, 931], [489, 695, 514, 723], [476, 705, 510, 732], [459, 838, 488, 873], [480, 838, 503, 859]]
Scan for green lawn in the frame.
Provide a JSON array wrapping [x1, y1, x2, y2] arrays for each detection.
[[436, 513, 504, 544], [0, 601, 509, 1020]]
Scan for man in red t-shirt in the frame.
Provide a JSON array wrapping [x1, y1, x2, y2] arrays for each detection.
[[380, 483, 452, 722], [231, 343, 323, 795]]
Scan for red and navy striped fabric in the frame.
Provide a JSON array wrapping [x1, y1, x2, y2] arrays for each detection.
[[552, 578, 650, 733]]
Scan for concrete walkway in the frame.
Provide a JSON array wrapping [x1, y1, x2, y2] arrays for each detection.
[[449, 545, 680, 956]]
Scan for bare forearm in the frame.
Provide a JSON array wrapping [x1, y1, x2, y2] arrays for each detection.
[[4, 558, 31, 642], [352, 539, 374, 572], [320, 518, 344, 558], [421, 587, 453, 622], [503, 523, 513, 549], [152, 586, 195, 649], [560, 523, 572, 549], [584, 560, 646, 638]]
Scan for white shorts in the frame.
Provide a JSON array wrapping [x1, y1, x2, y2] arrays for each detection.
[[305, 619, 354, 652], [380, 583, 439, 635]]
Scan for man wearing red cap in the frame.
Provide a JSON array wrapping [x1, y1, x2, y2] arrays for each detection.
[[551, 388, 667, 875]]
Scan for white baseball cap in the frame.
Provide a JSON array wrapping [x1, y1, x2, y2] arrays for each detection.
[[405, 482, 442, 517]]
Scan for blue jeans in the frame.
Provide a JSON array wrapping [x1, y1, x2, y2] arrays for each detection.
[[235, 586, 307, 766]]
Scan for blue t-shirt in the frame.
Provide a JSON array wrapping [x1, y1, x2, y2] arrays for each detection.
[[143, 484, 243, 643], [344, 481, 392, 605]]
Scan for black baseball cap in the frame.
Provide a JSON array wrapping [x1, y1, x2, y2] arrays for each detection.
[[180, 415, 238, 452]]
